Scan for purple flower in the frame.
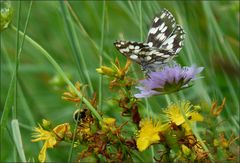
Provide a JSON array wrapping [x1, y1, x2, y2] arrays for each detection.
[[134, 64, 204, 98]]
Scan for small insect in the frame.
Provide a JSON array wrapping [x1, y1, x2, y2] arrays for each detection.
[[73, 108, 93, 124], [114, 9, 185, 73]]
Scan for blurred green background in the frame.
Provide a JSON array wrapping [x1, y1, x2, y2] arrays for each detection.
[[1, 1, 239, 162]]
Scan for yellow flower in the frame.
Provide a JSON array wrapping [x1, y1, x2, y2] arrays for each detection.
[[32, 122, 70, 162], [136, 119, 168, 151], [164, 101, 203, 126]]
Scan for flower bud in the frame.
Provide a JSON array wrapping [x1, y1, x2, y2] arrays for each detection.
[[181, 144, 191, 156], [1, 1, 13, 31], [96, 66, 115, 76], [42, 119, 51, 128]]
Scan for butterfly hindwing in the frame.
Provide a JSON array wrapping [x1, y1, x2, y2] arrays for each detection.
[[160, 25, 185, 54], [114, 41, 173, 70], [114, 41, 148, 64]]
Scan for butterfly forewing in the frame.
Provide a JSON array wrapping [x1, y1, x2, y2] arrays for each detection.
[[147, 9, 176, 48]]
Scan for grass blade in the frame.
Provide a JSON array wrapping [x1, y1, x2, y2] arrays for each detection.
[[11, 119, 26, 162], [59, 1, 94, 94]]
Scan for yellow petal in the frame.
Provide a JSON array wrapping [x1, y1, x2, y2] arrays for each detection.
[[137, 134, 160, 151], [38, 142, 48, 163], [46, 136, 57, 148], [137, 139, 150, 152], [53, 123, 70, 139], [31, 126, 51, 142], [136, 119, 165, 151], [190, 112, 203, 121]]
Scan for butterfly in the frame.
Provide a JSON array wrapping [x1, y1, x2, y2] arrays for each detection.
[[114, 8, 185, 73]]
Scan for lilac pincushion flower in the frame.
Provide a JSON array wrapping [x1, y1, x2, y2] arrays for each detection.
[[135, 64, 204, 98]]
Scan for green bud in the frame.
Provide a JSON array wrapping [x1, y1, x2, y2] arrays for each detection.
[[1, 1, 13, 31]]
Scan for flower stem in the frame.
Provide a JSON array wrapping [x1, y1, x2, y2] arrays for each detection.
[[99, 0, 106, 111], [10, 25, 103, 122]]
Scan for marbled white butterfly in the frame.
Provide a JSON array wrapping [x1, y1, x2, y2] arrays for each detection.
[[114, 9, 185, 72]]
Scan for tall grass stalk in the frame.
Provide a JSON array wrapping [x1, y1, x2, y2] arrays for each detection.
[[60, 1, 94, 94], [10, 25, 102, 122], [202, 2, 237, 64], [65, 2, 112, 62], [13, 0, 21, 120], [1, 1, 32, 161], [1, 0, 32, 129]]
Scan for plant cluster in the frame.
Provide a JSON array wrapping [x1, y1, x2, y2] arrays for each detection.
[[32, 58, 238, 162]]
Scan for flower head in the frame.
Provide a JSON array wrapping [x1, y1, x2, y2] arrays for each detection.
[[135, 64, 203, 98], [163, 101, 203, 135], [32, 122, 70, 163], [136, 119, 168, 151]]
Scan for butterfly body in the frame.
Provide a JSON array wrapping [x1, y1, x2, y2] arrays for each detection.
[[114, 9, 185, 72]]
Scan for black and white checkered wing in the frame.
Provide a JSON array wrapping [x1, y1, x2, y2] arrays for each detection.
[[114, 9, 185, 73], [147, 9, 176, 48], [114, 41, 173, 71], [114, 41, 148, 64], [147, 9, 185, 55]]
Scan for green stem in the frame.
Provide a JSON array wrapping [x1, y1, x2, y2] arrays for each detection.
[[14, 0, 22, 119], [68, 102, 83, 162], [139, 1, 143, 42], [99, 1, 106, 111], [11, 25, 103, 122]]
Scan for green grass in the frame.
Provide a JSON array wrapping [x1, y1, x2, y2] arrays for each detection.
[[1, 1, 239, 162]]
